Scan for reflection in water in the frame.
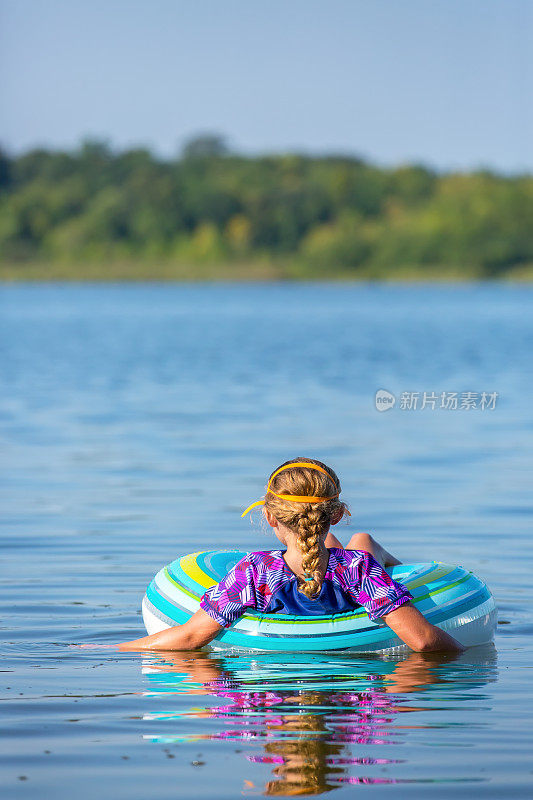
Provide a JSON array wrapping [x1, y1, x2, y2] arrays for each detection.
[[142, 647, 497, 795]]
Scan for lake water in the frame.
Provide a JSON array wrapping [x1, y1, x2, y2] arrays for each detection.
[[1, 283, 532, 798]]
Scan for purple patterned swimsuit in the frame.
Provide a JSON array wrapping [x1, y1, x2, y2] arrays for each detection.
[[200, 547, 412, 628]]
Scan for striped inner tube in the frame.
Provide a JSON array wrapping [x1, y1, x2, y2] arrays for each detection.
[[142, 550, 497, 653]]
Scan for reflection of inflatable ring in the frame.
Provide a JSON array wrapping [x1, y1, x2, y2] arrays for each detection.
[[142, 550, 497, 653]]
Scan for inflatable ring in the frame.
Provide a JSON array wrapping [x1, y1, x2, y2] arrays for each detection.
[[142, 550, 497, 653]]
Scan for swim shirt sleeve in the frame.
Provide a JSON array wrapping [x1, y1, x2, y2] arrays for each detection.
[[200, 556, 257, 628], [345, 550, 412, 621]]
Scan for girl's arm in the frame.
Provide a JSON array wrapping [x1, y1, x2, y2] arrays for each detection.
[[118, 609, 223, 652], [383, 603, 464, 653], [333, 534, 463, 652]]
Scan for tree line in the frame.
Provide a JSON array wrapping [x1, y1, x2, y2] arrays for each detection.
[[0, 136, 531, 279]]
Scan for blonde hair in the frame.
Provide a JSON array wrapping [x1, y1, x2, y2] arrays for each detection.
[[264, 457, 348, 599]]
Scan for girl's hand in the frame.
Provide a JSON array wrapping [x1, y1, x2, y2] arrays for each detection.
[[118, 609, 223, 652], [72, 643, 118, 650]]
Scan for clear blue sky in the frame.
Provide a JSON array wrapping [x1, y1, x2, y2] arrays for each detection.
[[1, 0, 531, 171]]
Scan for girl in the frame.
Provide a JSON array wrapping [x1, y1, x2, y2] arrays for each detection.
[[119, 458, 463, 653]]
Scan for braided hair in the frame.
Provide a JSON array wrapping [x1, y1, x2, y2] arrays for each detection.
[[264, 457, 348, 598]]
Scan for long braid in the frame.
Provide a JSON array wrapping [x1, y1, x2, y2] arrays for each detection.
[[296, 507, 328, 598]]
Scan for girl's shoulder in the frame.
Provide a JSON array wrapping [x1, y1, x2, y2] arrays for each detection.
[[243, 550, 286, 569], [325, 548, 370, 578], [233, 551, 290, 590], [229, 550, 285, 571], [327, 547, 365, 565]]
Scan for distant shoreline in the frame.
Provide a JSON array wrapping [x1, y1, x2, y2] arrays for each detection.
[[1, 260, 532, 283], [2, 145, 532, 283]]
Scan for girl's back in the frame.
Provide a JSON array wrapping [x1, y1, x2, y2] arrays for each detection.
[[200, 547, 412, 625]]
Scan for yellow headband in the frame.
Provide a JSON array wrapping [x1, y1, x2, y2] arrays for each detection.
[[241, 462, 341, 518]]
